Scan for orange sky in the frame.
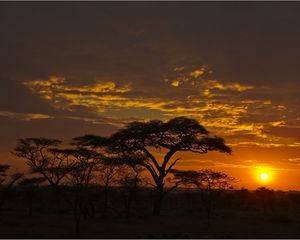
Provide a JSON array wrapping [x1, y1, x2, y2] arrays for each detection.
[[1, 2, 300, 191], [4, 144, 300, 191]]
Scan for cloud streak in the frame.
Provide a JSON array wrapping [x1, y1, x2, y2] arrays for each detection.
[[0, 111, 52, 121], [21, 68, 297, 150]]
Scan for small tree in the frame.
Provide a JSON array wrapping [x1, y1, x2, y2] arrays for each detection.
[[0, 164, 23, 187], [55, 147, 99, 237], [72, 135, 148, 217], [11, 138, 70, 188], [98, 162, 120, 217], [72, 135, 116, 217], [0, 164, 23, 212], [118, 164, 145, 218], [171, 169, 234, 226]]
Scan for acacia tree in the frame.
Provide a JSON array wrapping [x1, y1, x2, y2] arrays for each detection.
[[0, 164, 23, 188], [0, 164, 23, 211], [72, 136, 144, 218], [112, 117, 231, 216], [171, 169, 235, 226], [117, 163, 145, 218], [75, 117, 231, 216], [103, 165, 122, 216], [71, 136, 118, 217], [55, 147, 100, 237], [11, 138, 71, 188]]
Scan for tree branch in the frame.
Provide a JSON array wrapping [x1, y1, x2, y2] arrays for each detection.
[[142, 147, 161, 172], [165, 158, 180, 176], [141, 162, 159, 184], [161, 148, 177, 172]]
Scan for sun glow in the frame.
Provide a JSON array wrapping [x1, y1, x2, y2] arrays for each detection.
[[260, 172, 268, 181], [254, 167, 273, 184]]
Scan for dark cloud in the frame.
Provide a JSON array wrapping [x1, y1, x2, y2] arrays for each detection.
[[1, 2, 300, 85], [0, 77, 54, 114], [264, 126, 300, 141], [0, 116, 118, 147]]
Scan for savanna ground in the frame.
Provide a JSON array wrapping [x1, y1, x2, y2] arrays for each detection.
[[1, 187, 300, 238]]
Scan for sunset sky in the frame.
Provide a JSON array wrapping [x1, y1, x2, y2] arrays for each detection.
[[1, 2, 300, 190]]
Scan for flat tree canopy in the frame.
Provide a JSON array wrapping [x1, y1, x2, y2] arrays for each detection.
[[109, 117, 231, 215], [110, 117, 231, 175]]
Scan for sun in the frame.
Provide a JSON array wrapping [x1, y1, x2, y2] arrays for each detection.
[[260, 172, 268, 181], [254, 167, 273, 184]]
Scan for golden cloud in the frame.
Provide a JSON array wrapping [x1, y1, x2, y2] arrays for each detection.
[[23, 74, 294, 148], [24, 76, 131, 101], [171, 80, 180, 87], [189, 69, 205, 78], [167, 67, 253, 94], [203, 80, 254, 92]]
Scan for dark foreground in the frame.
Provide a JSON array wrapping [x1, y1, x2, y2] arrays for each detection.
[[1, 187, 300, 238], [1, 210, 300, 238]]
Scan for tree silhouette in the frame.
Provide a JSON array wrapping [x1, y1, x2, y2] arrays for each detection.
[[171, 169, 234, 226], [98, 161, 119, 217], [109, 117, 231, 216], [0, 164, 22, 187], [0, 164, 23, 212], [118, 164, 145, 218], [11, 138, 71, 188], [71, 136, 121, 217], [55, 147, 100, 237], [0, 165, 10, 186]]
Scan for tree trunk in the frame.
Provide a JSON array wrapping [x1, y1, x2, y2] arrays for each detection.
[[152, 182, 164, 216]]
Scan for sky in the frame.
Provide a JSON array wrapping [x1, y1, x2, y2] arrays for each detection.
[[1, 2, 300, 190]]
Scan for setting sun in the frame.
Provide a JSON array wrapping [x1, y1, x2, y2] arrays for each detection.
[[260, 172, 269, 181], [253, 167, 274, 185]]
